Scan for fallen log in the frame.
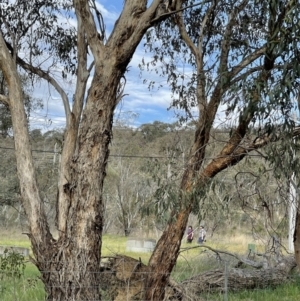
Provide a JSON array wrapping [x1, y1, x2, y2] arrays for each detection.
[[99, 248, 297, 300], [181, 255, 297, 294]]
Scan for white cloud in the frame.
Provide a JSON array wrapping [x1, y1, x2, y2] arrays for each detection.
[[26, 1, 196, 130], [96, 2, 120, 25]]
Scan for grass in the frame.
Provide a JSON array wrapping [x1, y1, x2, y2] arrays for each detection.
[[0, 230, 297, 301], [0, 261, 45, 301], [201, 280, 300, 301]]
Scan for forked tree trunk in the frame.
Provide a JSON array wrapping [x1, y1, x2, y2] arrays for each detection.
[[33, 64, 123, 300], [1, 25, 126, 298], [0, 0, 183, 299], [0, 0, 166, 298]]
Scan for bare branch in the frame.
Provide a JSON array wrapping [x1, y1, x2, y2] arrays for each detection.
[[151, 0, 210, 24], [16, 57, 71, 122], [89, 0, 106, 41], [0, 93, 9, 105], [180, 245, 264, 268], [219, 0, 248, 75], [73, 0, 104, 58]]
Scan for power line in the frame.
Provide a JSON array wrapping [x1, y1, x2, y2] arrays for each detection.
[[0, 145, 167, 160]]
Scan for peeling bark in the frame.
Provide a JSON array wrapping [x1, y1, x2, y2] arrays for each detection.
[[0, 1, 173, 300]]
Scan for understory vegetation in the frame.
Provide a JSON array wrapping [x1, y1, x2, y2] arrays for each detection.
[[1, 0, 300, 299], [0, 124, 291, 240], [0, 232, 298, 301], [0, 123, 297, 299]]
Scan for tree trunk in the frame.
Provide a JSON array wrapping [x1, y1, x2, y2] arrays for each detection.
[[99, 255, 194, 301], [1, 0, 163, 298], [0, 1, 177, 299], [145, 207, 192, 300], [38, 63, 123, 300], [33, 239, 103, 300], [144, 109, 218, 300], [294, 209, 300, 268]]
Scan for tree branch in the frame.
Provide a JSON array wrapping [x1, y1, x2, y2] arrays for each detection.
[[73, 0, 104, 58], [219, 0, 248, 76], [228, 47, 266, 82], [56, 11, 91, 234], [151, 0, 211, 24], [201, 126, 300, 180], [180, 244, 264, 268], [0, 30, 51, 244], [0, 93, 9, 105], [15, 56, 71, 122], [175, 7, 198, 60]]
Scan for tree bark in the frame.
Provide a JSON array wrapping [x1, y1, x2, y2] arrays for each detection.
[[2, 1, 299, 300], [0, 1, 166, 300], [41, 65, 122, 300], [145, 207, 191, 300], [143, 1, 293, 298], [294, 209, 300, 268]]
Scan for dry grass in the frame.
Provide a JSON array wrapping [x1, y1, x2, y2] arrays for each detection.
[[0, 228, 268, 265]]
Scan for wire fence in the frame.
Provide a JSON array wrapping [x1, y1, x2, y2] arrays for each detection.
[[0, 241, 298, 301], [0, 141, 298, 300], [0, 246, 239, 301]]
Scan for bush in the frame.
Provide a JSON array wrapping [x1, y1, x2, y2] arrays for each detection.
[[0, 248, 26, 280]]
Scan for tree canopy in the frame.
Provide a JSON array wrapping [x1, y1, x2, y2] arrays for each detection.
[[1, 1, 300, 300]]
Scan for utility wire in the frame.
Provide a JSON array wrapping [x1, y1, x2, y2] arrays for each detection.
[[0, 145, 168, 159]]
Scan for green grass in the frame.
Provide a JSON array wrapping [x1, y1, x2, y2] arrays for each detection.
[[0, 261, 45, 301], [201, 280, 300, 301], [102, 234, 152, 264], [0, 231, 297, 301]]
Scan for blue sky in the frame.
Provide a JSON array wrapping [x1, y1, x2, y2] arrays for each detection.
[[30, 0, 178, 131]]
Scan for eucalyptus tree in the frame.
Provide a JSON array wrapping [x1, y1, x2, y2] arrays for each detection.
[[1, 0, 300, 300], [141, 0, 300, 299], [0, 0, 183, 300]]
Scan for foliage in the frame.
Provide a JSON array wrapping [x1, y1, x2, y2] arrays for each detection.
[[0, 233, 298, 300], [0, 0, 76, 78], [0, 130, 62, 225], [0, 121, 294, 241], [1, 0, 300, 299], [0, 248, 25, 280], [0, 72, 42, 137], [0, 258, 44, 301], [143, 0, 300, 151]]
